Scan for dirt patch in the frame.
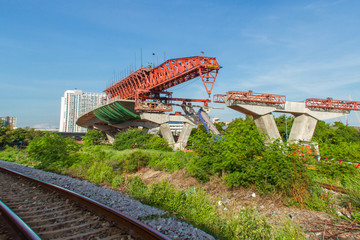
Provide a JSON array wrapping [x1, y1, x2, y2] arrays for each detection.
[[132, 167, 360, 239]]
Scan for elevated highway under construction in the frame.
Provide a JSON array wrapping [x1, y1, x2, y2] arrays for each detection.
[[77, 56, 221, 150], [77, 56, 360, 149]]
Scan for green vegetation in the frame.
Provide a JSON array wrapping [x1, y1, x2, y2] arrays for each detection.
[[1, 117, 359, 238], [188, 118, 310, 200], [27, 133, 80, 172], [274, 115, 294, 142], [113, 128, 172, 151], [83, 129, 106, 146], [0, 124, 42, 147]]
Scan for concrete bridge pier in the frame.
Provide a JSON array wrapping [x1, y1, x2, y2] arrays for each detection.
[[253, 113, 282, 142], [227, 103, 281, 142], [175, 123, 194, 150], [140, 112, 198, 150], [159, 123, 176, 148], [93, 124, 118, 143], [288, 114, 318, 142]]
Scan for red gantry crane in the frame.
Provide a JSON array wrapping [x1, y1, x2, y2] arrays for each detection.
[[104, 56, 221, 112]]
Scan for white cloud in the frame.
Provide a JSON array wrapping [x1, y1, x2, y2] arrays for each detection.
[[231, 53, 360, 99]]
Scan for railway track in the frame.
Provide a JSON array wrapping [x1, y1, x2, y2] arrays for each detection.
[[0, 166, 170, 240]]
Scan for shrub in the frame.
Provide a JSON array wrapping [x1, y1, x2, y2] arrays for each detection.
[[113, 128, 149, 150], [255, 142, 310, 198], [27, 133, 80, 172], [87, 160, 115, 185], [143, 135, 172, 151], [149, 150, 194, 173], [123, 149, 150, 173], [0, 146, 28, 164], [113, 128, 172, 151], [83, 129, 106, 146], [112, 174, 125, 188]]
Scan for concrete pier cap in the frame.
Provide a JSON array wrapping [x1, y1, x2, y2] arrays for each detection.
[[226, 99, 349, 143]]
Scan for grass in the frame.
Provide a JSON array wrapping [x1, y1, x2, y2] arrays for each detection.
[[0, 146, 30, 165]]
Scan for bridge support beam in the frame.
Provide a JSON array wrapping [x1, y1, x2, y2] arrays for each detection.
[[288, 114, 318, 142], [253, 114, 282, 143]]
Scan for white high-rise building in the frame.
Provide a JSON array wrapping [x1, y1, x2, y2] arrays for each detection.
[[59, 90, 106, 132], [0, 116, 17, 128]]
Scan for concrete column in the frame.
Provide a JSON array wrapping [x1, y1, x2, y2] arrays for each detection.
[[104, 131, 117, 143], [94, 124, 118, 144], [175, 123, 194, 150], [253, 113, 282, 142], [288, 114, 318, 142], [160, 123, 175, 148]]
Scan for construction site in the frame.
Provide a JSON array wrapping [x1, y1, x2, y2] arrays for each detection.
[[76, 56, 360, 150]]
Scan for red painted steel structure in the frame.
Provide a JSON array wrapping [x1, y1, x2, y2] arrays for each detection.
[[306, 98, 360, 111], [213, 91, 286, 104], [104, 56, 221, 100]]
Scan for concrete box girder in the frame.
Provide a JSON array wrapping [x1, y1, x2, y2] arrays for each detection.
[[112, 121, 158, 130], [227, 101, 349, 121], [275, 101, 349, 120], [140, 112, 198, 125]]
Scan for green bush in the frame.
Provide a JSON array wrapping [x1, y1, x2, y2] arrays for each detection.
[[27, 133, 80, 172], [113, 128, 149, 150], [87, 160, 115, 185], [112, 174, 125, 187], [123, 149, 150, 173], [255, 142, 310, 196], [314, 158, 358, 180], [149, 150, 193, 173], [113, 128, 172, 151], [0, 125, 43, 147], [143, 135, 172, 151], [83, 129, 105, 146], [0, 146, 28, 164], [274, 115, 294, 142]]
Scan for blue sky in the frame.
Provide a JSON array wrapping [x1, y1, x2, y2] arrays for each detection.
[[1, 0, 360, 128]]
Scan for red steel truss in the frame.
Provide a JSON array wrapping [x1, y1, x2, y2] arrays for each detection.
[[213, 91, 286, 104], [104, 56, 220, 100], [306, 98, 360, 111]]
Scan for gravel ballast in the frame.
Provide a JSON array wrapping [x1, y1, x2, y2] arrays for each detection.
[[0, 160, 215, 240]]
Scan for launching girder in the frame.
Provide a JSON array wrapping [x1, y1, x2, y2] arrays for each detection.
[[105, 56, 221, 100]]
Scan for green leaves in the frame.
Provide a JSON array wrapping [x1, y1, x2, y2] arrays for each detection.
[[83, 130, 105, 146], [113, 128, 172, 151], [27, 133, 80, 172]]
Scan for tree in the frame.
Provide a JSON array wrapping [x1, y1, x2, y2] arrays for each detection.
[[0, 126, 43, 147], [274, 115, 294, 142]]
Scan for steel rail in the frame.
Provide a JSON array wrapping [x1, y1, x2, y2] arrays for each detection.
[[0, 200, 41, 240], [0, 166, 170, 240]]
